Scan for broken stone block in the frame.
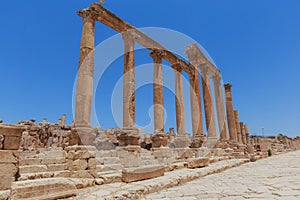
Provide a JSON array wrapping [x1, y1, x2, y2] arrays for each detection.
[[68, 159, 88, 171], [187, 157, 209, 169], [10, 178, 77, 200], [122, 165, 165, 183]]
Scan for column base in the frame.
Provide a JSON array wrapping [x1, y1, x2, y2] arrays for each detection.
[[202, 137, 218, 149], [174, 135, 191, 148], [117, 127, 141, 146], [190, 135, 204, 148], [74, 127, 96, 146], [151, 132, 168, 148]]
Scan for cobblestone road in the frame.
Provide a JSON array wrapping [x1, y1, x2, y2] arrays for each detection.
[[143, 151, 300, 200]]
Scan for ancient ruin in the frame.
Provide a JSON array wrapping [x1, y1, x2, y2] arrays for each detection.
[[0, 2, 300, 200]]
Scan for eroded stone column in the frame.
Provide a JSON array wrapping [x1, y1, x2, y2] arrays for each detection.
[[122, 31, 136, 128], [234, 110, 242, 144], [201, 67, 217, 139], [245, 124, 250, 144], [75, 8, 97, 145], [240, 122, 247, 144], [189, 65, 204, 147], [150, 50, 165, 133], [212, 74, 228, 141], [75, 9, 96, 127], [224, 84, 237, 142], [173, 64, 186, 136]]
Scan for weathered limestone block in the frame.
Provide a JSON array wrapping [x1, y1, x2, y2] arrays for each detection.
[[87, 158, 96, 170], [0, 125, 25, 150], [122, 165, 165, 183], [47, 164, 67, 171], [70, 170, 95, 179], [19, 165, 48, 174], [67, 159, 88, 171], [0, 190, 10, 200], [0, 164, 18, 177], [0, 151, 18, 163], [187, 157, 209, 169], [0, 176, 15, 191], [67, 150, 96, 160], [10, 178, 77, 200]]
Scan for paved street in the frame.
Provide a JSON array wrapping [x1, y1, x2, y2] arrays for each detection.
[[143, 151, 300, 200]]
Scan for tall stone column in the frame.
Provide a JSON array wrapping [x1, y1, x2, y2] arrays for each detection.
[[173, 63, 190, 148], [224, 84, 237, 142], [122, 31, 136, 128], [173, 64, 186, 136], [150, 50, 165, 133], [240, 122, 247, 144], [201, 67, 217, 139], [245, 124, 250, 144], [189, 65, 204, 148], [212, 74, 228, 141], [75, 8, 97, 145], [234, 110, 242, 144]]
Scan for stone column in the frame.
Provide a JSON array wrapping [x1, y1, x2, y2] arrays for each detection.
[[173, 64, 186, 136], [189, 65, 204, 148], [75, 8, 97, 145], [122, 31, 136, 128], [150, 50, 165, 133], [173, 63, 190, 148], [234, 110, 242, 144], [245, 124, 250, 144], [201, 67, 217, 139], [212, 74, 228, 141], [240, 122, 247, 144], [224, 84, 237, 142]]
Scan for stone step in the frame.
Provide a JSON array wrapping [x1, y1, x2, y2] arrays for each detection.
[[19, 157, 66, 166], [97, 171, 121, 184], [96, 157, 120, 165], [141, 160, 160, 166], [18, 170, 71, 181], [96, 164, 123, 172], [122, 165, 165, 183], [19, 165, 48, 174], [10, 178, 76, 200]]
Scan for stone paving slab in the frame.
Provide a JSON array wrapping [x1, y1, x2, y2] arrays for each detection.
[[67, 158, 249, 200], [144, 151, 300, 200]]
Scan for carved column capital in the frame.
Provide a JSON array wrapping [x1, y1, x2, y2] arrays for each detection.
[[212, 73, 221, 83], [122, 29, 139, 42], [149, 49, 166, 62], [77, 8, 98, 23], [224, 83, 232, 91]]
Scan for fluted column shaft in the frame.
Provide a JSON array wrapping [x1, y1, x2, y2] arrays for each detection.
[[150, 50, 165, 132], [189, 66, 204, 139], [122, 31, 136, 128], [173, 64, 186, 136], [224, 84, 237, 142], [75, 9, 96, 127], [234, 110, 242, 144], [245, 124, 250, 144], [202, 68, 217, 138], [213, 74, 228, 141]]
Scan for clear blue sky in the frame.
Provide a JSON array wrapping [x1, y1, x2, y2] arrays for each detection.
[[0, 1, 299, 137]]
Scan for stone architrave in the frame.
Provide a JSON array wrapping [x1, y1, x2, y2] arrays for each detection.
[[201, 67, 217, 139], [122, 30, 136, 128], [150, 50, 165, 133], [224, 84, 237, 142], [189, 65, 204, 147], [234, 110, 242, 144], [212, 74, 228, 141], [75, 8, 97, 145]]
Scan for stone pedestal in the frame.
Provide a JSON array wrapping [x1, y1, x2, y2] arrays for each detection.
[[174, 135, 190, 148], [76, 127, 96, 146], [202, 137, 218, 149], [0, 125, 26, 150], [117, 128, 140, 146], [190, 135, 203, 148], [151, 133, 168, 148]]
